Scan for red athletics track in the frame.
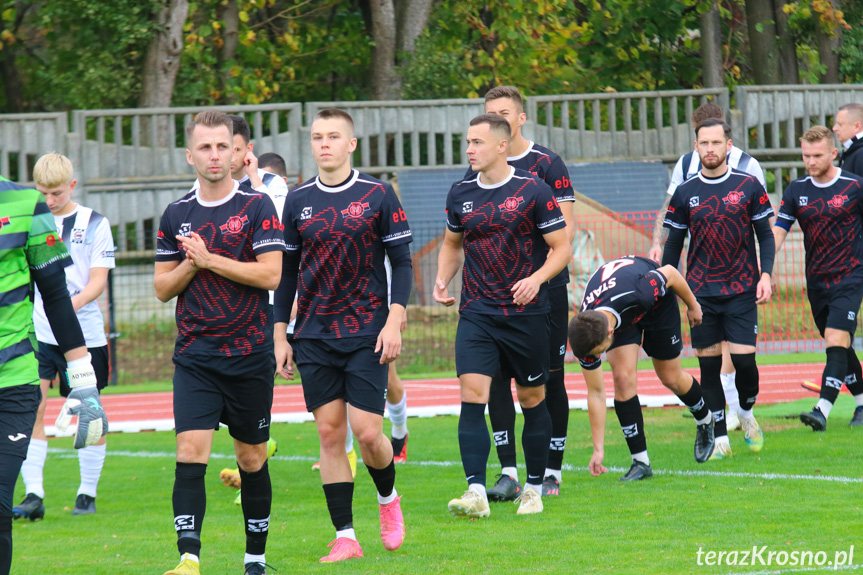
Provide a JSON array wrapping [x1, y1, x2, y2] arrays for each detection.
[[43, 363, 823, 436]]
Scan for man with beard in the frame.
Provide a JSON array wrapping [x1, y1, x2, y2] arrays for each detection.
[[661, 118, 775, 460], [773, 126, 863, 430]]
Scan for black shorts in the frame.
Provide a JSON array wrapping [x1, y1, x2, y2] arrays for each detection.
[[455, 312, 550, 387], [0, 384, 41, 459], [808, 283, 863, 337], [690, 293, 758, 349], [548, 284, 569, 371], [36, 343, 110, 397], [172, 352, 275, 445], [609, 293, 683, 361], [293, 336, 388, 415]]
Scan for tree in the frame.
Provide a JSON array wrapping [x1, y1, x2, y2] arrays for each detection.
[[773, 0, 799, 83], [139, 0, 189, 109], [700, 0, 724, 87], [367, 0, 432, 100], [745, 0, 780, 84]]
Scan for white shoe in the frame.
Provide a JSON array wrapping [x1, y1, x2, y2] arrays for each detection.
[[726, 409, 740, 432], [740, 415, 764, 453], [515, 487, 543, 515], [708, 441, 733, 460], [448, 489, 490, 518]]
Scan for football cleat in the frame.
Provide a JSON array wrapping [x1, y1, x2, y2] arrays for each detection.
[[164, 554, 200, 575], [447, 489, 490, 518], [708, 442, 733, 460], [541, 475, 560, 496], [740, 416, 764, 452], [220, 467, 242, 489], [850, 406, 863, 427], [619, 461, 653, 481], [12, 493, 45, 521], [391, 434, 408, 463], [694, 416, 716, 463], [379, 495, 405, 550], [244, 561, 276, 574], [725, 409, 740, 432], [71, 494, 96, 515], [486, 474, 521, 502], [800, 407, 827, 431], [515, 488, 543, 515], [319, 538, 363, 562]]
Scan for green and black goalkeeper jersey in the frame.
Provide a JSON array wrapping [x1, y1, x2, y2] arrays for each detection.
[[0, 176, 71, 388]]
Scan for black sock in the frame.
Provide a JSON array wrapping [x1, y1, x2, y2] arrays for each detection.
[[844, 346, 863, 395], [238, 461, 271, 556], [173, 462, 207, 557], [366, 459, 396, 498], [458, 402, 490, 487], [322, 482, 354, 531], [614, 396, 647, 456], [731, 353, 759, 411], [487, 370, 517, 468], [677, 376, 710, 421], [545, 369, 569, 470], [0, 515, 11, 575], [521, 400, 552, 485], [698, 355, 726, 437], [821, 346, 848, 405]]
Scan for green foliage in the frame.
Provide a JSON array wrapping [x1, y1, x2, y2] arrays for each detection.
[[1, 0, 159, 111], [172, 0, 373, 106], [839, 1, 863, 82]]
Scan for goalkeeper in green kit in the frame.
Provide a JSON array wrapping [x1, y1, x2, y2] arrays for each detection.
[[0, 175, 108, 575]]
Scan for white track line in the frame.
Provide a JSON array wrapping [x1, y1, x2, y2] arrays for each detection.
[[45, 448, 863, 484]]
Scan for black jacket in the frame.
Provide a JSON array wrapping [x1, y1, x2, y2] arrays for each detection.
[[840, 138, 863, 177]]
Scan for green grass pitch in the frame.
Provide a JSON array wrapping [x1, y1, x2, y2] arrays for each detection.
[[11, 397, 863, 574]]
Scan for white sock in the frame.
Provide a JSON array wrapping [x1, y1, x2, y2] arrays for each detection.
[[336, 527, 357, 541], [468, 483, 487, 498], [695, 412, 712, 426], [244, 553, 265, 566], [501, 466, 519, 483], [180, 553, 199, 564], [378, 488, 398, 505], [544, 468, 562, 483], [524, 483, 542, 496], [739, 408, 753, 419], [715, 435, 730, 447], [720, 372, 740, 413], [386, 394, 408, 439], [21, 438, 48, 499], [632, 451, 650, 466], [345, 419, 354, 453], [77, 443, 107, 497], [817, 399, 834, 418], [855, 394, 863, 407]]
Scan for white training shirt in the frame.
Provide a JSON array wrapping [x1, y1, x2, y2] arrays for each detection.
[[666, 145, 766, 196], [33, 205, 116, 347]]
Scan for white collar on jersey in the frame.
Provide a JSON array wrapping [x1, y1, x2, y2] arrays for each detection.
[[192, 180, 241, 207], [477, 165, 516, 189], [507, 141, 535, 161], [809, 168, 843, 188], [697, 167, 732, 185], [314, 169, 360, 193]]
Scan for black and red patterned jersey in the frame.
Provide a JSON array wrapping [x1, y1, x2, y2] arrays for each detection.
[[775, 169, 863, 289], [282, 170, 412, 339], [577, 256, 669, 369], [664, 168, 773, 296], [464, 141, 575, 287], [446, 166, 565, 315], [156, 182, 285, 357]]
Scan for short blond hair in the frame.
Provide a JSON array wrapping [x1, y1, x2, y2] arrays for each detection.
[[33, 153, 74, 188], [801, 125, 834, 146]]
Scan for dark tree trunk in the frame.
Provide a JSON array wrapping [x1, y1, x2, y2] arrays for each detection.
[[815, 0, 842, 83], [745, 0, 780, 84], [700, 0, 723, 88], [773, 0, 799, 83], [219, 0, 239, 103]]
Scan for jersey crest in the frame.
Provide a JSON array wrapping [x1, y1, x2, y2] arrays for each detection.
[[723, 191, 743, 205], [341, 201, 370, 218], [219, 214, 249, 234], [499, 196, 524, 212], [71, 227, 86, 244], [828, 194, 848, 208]]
